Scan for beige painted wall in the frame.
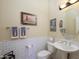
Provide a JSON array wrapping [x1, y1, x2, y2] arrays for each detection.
[[0, 0, 49, 40], [48, 0, 64, 39], [1, 0, 79, 41]]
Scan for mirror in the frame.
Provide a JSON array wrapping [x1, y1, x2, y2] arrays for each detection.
[[60, 9, 79, 35]]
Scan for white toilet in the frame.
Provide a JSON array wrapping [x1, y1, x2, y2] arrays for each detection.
[[37, 41, 56, 59]]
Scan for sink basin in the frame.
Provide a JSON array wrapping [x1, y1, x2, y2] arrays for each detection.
[[53, 40, 79, 52]]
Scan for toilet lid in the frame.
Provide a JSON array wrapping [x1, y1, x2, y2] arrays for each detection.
[[38, 50, 51, 57]]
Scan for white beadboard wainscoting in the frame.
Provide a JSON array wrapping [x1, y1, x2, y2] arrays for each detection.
[[0, 37, 48, 59], [0, 37, 79, 59]]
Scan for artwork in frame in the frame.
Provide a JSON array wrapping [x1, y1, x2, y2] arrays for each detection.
[[59, 20, 65, 33], [59, 20, 63, 28], [21, 12, 37, 25], [50, 18, 56, 31], [19, 26, 27, 39], [11, 26, 19, 39]]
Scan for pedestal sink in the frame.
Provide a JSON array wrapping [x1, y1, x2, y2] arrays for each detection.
[[53, 40, 79, 52], [53, 40, 79, 59]]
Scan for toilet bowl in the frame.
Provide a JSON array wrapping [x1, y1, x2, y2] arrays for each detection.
[[37, 41, 55, 59], [37, 50, 51, 59]]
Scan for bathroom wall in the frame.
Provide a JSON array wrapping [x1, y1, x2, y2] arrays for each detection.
[[0, 37, 48, 59], [48, 0, 63, 38], [0, 0, 49, 40]]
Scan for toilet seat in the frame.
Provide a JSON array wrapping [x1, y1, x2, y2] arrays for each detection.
[[37, 50, 51, 57]]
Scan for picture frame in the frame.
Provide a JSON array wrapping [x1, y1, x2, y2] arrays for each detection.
[[11, 26, 19, 39], [50, 18, 56, 31], [59, 20, 63, 28], [21, 12, 37, 25], [19, 26, 27, 39]]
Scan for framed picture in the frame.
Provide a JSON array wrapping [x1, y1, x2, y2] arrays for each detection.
[[19, 26, 27, 39], [21, 12, 37, 25], [11, 26, 19, 39], [50, 18, 56, 31], [59, 20, 63, 28]]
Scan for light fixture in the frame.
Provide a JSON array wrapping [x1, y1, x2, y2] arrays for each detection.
[[69, 0, 78, 4], [59, 2, 71, 10], [59, 0, 79, 10], [60, 4, 66, 9]]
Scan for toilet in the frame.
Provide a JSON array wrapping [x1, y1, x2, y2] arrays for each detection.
[[37, 41, 56, 59]]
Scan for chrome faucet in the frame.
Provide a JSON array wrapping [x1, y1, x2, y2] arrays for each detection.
[[63, 41, 71, 46]]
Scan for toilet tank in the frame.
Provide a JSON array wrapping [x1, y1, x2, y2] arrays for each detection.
[[47, 42, 55, 53]]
